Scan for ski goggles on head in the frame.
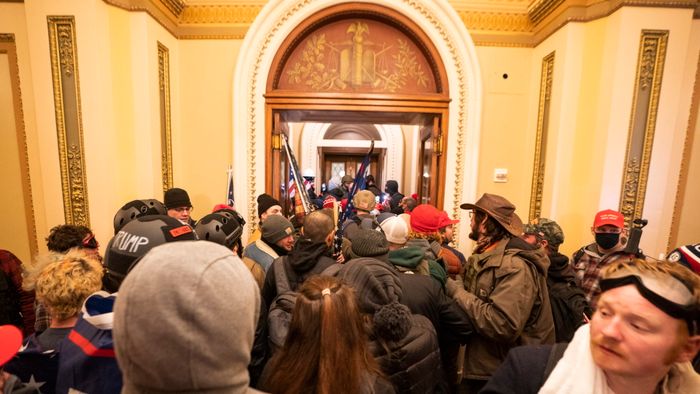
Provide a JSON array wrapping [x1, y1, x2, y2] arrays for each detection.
[[600, 266, 700, 335], [82, 233, 99, 249]]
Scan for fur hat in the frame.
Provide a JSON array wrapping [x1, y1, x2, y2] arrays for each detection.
[[164, 188, 191, 209], [114, 242, 259, 393], [353, 190, 376, 212], [261, 215, 294, 244], [351, 228, 389, 259], [257, 193, 281, 218], [380, 216, 408, 245], [103, 215, 196, 292], [460, 193, 523, 237]]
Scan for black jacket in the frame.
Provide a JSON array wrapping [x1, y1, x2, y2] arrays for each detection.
[[262, 237, 336, 308], [370, 315, 443, 394], [397, 273, 473, 343], [480, 344, 555, 394]]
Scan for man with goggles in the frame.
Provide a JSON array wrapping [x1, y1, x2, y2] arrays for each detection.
[[481, 258, 700, 394]]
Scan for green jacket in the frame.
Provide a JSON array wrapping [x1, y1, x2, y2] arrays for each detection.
[[446, 237, 555, 380]]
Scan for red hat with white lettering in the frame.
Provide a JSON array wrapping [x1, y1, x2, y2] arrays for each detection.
[[593, 209, 625, 229], [103, 215, 196, 292]]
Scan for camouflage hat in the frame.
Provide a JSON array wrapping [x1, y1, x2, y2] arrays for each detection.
[[523, 218, 564, 246]]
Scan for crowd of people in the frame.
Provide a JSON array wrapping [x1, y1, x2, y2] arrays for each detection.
[[0, 176, 699, 393]]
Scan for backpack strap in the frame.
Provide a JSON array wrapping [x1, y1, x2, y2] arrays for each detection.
[[543, 342, 568, 382], [273, 257, 292, 294]]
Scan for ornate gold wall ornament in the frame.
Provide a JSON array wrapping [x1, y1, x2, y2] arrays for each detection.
[[158, 42, 174, 192], [160, 0, 185, 17], [457, 10, 531, 32], [619, 30, 668, 228], [179, 4, 264, 24], [48, 16, 90, 226], [667, 51, 700, 251], [528, 0, 565, 24], [529, 51, 554, 221], [284, 21, 431, 93], [0, 34, 39, 257]]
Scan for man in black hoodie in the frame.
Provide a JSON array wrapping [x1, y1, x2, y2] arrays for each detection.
[[262, 209, 337, 308], [383, 180, 405, 214], [522, 218, 591, 342]]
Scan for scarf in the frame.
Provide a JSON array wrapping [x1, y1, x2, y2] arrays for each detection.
[[539, 324, 612, 394]]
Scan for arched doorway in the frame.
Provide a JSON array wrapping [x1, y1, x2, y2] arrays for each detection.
[[233, 0, 482, 242], [265, 3, 448, 214]]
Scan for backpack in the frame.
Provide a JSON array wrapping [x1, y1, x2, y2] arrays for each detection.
[[267, 258, 341, 352], [0, 268, 22, 328], [547, 277, 591, 342]]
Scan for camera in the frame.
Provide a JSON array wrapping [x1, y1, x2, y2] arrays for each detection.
[[623, 218, 648, 256]]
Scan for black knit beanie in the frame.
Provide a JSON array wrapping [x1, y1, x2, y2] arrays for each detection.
[[350, 229, 389, 259], [164, 188, 191, 209], [257, 193, 281, 218], [337, 258, 402, 314]]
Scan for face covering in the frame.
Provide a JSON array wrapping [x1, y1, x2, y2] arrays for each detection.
[[595, 232, 619, 250]]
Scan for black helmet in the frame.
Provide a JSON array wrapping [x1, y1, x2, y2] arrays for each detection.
[[104, 215, 196, 292], [194, 210, 244, 250], [113, 199, 167, 234]]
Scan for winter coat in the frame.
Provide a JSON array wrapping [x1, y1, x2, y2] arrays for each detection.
[[261, 237, 336, 308], [447, 237, 555, 380], [243, 239, 279, 272], [369, 314, 443, 394], [571, 243, 633, 309], [388, 246, 430, 275]]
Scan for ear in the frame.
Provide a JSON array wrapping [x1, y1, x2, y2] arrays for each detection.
[[541, 239, 549, 250], [325, 230, 335, 247], [591, 226, 596, 237], [674, 334, 700, 363]]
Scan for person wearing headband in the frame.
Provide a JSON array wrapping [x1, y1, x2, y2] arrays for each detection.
[[482, 258, 700, 394]]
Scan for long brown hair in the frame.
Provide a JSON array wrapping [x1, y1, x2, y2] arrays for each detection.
[[263, 275, 381, 394]]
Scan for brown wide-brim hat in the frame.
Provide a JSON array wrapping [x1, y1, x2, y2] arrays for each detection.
[[460, 193, 524, 237]]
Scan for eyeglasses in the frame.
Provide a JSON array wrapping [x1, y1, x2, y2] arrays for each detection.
[[172, 206, 193, 213]]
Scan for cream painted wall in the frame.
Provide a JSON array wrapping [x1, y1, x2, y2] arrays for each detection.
[[674, 22, 700, 248], [0, 3, 45, 259], [474, 46, 533, 213], [0, 53, 32, 263], [178, 39, 243, 215]]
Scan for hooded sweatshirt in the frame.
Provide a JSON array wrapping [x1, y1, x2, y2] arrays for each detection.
[[113, 241, 262, 393], [261, 237, 336, 309], [388, 246, 428, 274]]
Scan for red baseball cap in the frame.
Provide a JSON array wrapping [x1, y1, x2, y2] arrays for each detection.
[[437, 211, 460, 228], [411, 204, 449, 233], [593, 209, 624, 228], [0, 325, 22, 366]]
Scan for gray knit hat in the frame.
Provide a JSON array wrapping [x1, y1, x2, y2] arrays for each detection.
[[350, 228, 389, 259], [114, 241, 259, 393], [336, 258, 411, 341], [261, 215, 294, 244]]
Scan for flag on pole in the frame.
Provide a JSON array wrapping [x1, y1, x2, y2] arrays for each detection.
[[226, 165, 235, 208]]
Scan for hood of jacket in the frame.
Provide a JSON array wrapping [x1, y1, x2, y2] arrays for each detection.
[[504, 236, 550, 275], [287, 237, 332, 273], [547, 252, 576, 282], [388, 246, 424, 269]]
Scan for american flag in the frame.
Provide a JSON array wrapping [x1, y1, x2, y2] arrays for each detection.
[[288, 169, 311, 198]]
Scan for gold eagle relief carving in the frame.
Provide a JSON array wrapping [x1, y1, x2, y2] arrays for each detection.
[[283, 21, 434, 93]]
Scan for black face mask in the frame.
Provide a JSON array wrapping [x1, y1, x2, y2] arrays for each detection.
[[595, 233, 620, 250]]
